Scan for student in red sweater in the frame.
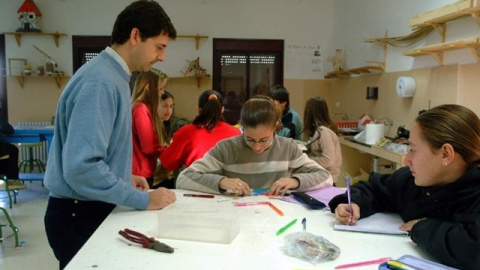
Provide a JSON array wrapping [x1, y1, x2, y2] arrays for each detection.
[[131, 69, 169, 188], [160, 90, 241, 172]]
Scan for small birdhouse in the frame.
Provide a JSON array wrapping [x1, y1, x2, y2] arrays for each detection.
[[17, 0, 42, 32]]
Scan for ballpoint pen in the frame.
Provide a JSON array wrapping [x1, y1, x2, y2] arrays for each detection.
[[276, 219, 297, 236], [345, 174, 353, 225]]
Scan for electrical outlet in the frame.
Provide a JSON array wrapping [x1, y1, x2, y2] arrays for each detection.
[[335, 102, 340, 107]]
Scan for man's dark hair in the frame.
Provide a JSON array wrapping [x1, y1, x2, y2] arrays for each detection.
[[267, 85, 290, 109], [111, 0, 177, 45]]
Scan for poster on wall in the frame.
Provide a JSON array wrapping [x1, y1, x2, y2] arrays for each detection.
[[285, 44, 323, 79]]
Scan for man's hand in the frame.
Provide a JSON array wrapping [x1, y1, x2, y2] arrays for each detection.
[[147, 188, 176, 210], [132, 175, 149, 191]]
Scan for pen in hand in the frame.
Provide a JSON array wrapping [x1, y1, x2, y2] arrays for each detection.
[[345, 174, 353, 225]]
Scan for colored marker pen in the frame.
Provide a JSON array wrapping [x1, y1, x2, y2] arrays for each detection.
[[183, 194, 215, 198], [387, 260, 416, 270]]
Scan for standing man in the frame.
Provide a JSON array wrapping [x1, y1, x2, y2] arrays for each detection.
[[267, 85, 303, 140], [43, 1, 177, 269]]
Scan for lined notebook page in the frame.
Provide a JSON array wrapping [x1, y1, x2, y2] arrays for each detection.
[[333, 212, 408, 235]]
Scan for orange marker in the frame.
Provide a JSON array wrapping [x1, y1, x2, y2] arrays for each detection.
[[268, 202, 284, 216]]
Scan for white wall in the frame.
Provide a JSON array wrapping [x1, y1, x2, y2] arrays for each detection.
[[1, 0, 332, 79], [3, 0, 474, 79], [329, 0, 477, 72]]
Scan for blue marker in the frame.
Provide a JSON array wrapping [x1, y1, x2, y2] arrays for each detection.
[[252, 188, 269, 196]]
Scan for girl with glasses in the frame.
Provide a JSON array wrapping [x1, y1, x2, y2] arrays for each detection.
[[177, 95, 333, 196]]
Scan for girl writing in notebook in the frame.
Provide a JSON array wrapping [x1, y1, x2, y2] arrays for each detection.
[[329, 104, 480, 270]]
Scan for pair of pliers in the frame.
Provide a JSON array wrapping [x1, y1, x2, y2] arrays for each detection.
[[118, 228, 174, 253]]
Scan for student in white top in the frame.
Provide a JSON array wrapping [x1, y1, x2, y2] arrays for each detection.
[[302, 96, 342, 184]]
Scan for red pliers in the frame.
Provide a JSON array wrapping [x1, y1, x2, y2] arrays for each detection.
[[118, 228, 174, 253]]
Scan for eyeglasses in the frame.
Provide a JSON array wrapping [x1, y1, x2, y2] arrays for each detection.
[[244, 136, 273, 147]]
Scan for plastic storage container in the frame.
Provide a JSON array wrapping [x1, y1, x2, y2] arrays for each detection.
[[157, 203, 240, 244]]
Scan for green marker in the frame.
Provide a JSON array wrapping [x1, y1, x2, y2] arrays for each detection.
[[276, 219, 297, 236]]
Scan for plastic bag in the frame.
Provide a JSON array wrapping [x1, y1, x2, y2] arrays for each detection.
[[282, 231, 340, 264]]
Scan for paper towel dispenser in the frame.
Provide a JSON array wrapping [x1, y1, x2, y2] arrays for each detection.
[[396, 76, 416, 97]]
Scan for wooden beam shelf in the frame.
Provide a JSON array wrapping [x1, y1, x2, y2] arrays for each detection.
[[170, 74, 211, 88], [404, 36, 480, 65], [12, 74, 66, 89], [409, 0, 480, 29], [324, 66, 383, 79], [177, 34, 209, 50], [5, 32, 67, 47]]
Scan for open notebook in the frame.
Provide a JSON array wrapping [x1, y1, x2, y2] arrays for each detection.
[[334, 212, 408, 235]]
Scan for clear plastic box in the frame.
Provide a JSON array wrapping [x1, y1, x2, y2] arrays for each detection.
[[157, 203, 240, 244]]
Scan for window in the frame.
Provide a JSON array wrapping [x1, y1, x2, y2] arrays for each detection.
[[72, 36, 110, 74], [213, 39, 284, 125], [72, 36, 141, 92]]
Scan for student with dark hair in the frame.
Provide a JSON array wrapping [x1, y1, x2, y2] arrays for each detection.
[[329, 104, 480, 270], [267, 85, 303, 140], [158, 91, 174, 145], [160, 90, 241, 172], [176, 95, 332, 196], [303, 96, 342, 183], [152, 91, 175, 188], [43, 1, 177, 268]]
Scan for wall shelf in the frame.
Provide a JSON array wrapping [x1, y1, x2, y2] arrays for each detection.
[[404, 0, 480, 65], [172, 75, 211, 88], [326, 32, 387, 79], [4, 32, 67, 47], [12, 74, 66, 89], [177, 34, 209, 50], [404, 36, 480, 65], [324, 66, 383, 79], [409, 0, 480, 30]]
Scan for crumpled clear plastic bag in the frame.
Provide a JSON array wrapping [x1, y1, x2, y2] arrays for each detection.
[[282, 231, 340, 264]]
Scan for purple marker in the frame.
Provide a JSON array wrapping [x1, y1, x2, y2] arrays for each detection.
[[345, 174, 353, 225]]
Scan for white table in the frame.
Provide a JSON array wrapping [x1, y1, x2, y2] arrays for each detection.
[[66, 190, 431, 270]]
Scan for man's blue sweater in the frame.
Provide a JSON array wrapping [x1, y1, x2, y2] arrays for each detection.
[[44, 51, 149, 210]]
